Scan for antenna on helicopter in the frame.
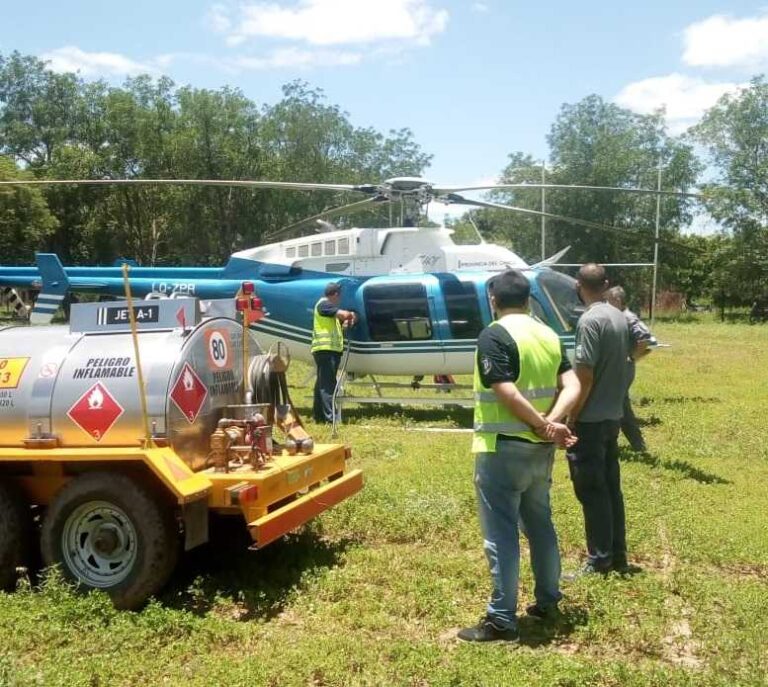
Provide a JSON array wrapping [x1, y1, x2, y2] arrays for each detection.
[[468, 213, 485, 244]]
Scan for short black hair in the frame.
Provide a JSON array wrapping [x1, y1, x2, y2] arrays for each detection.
[[490, 269, 530, 309], [324, 282, 341, 297], [577, 263, 607, 294]]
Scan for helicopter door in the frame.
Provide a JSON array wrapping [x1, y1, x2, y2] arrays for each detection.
[[359, 279, 445, 374], [437, 277, 484, 373]]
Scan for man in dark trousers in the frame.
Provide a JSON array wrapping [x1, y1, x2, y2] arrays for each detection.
[[566, 264, 632, 576], [458, 269, 580, 643], [311, 282, 356, 424], [607, 286, 656, 453]]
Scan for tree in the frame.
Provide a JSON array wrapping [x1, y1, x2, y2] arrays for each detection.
[[0, 56, 432, 266], [463, 96, 701, 302], [692, 76, 768, 306], [0, 155, 57, 263]]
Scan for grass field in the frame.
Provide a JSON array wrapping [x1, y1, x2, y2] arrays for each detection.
[[1, 318, 767, 686]]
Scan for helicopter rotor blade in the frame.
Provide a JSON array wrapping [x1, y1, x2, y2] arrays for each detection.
[[265, 197, 380, 241], [433, 182, 703, 199], [0, 177, 705, 201], [442, 194, 652, 235], [0, 178, 376, 194], [442, 194, 706, 252]]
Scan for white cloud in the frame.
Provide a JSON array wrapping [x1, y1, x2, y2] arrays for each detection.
[[212, 0, 449, 48], [471, 2, 489, 13], [41, 46, 155, 77], [206, 3, 232, 33], [615, 73, 743, 133], [232, 47, 363, 70], [683, 13, 768, 68]]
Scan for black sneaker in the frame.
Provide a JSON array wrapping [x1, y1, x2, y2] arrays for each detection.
[[562, 562, 610, 582], [525, 603, 560, 620], [457, 616, 520, 643]]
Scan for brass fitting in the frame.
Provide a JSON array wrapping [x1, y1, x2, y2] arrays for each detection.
[[210, 427, 230, 473]]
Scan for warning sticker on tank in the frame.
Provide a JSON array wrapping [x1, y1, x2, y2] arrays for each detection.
[[0, 357, 30, 389], [170, 363, 208, 424], [67, 382, 125, 442]]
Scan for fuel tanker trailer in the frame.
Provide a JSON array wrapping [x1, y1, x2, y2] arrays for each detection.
[[0, 294, 362, 609]]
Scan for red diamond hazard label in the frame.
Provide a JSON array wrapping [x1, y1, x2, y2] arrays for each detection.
[[67, 382, 124, 442], [170, 363, 208, 423]]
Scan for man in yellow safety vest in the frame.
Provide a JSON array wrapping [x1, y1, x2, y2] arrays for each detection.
[[311, 282, 356, 423], [458, 269, 580, 643]]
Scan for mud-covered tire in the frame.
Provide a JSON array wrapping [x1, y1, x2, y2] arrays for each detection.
[[41, 472, 179, 610], [0, 482, 30, 591]]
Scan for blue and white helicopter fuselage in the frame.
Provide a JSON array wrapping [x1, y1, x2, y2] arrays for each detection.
[[0, 225, 582, 375]]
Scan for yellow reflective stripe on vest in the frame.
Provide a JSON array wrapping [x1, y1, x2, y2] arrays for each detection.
[[473, 387, 557, 402], [473, 420, 530, 433], [311, 298, 343, 353]]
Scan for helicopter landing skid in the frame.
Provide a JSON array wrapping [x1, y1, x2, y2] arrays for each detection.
[[336, 377, 473, 408]]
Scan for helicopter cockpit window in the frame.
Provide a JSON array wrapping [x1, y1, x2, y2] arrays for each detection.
[[325, 240, 336, 256], [286, 246, 296, 258], [364, 284, 433, 341], [536, 270, 583, 331], [442, 280, 483, 339], [483, 280, 548, 324], [298, 244, 309, 258], [338, 238, 350, 255], [311, 242, 322, 257]]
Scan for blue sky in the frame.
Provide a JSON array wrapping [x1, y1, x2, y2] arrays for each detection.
[[2, 1, 766, 226]]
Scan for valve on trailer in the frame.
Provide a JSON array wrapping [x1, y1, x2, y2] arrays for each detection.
[[208, 408, 276, 473]]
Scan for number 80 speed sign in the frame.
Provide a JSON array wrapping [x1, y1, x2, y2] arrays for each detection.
[[207, 330, 231, 369]]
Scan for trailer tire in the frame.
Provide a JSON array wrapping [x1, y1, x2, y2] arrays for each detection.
[[41, 472, 179, 610], [0, 482, 30, 591]]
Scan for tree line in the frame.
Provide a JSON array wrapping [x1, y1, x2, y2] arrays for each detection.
[[448, 85, 768, 310], [1, 50, 766, 308]]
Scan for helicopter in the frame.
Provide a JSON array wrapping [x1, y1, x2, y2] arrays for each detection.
[[0, 176, 695, 379]]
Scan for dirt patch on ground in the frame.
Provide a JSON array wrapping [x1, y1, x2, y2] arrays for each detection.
[[711, 562, 768, 581], [661, 614, 704, 670]]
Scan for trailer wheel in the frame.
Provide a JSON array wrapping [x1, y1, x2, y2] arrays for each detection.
[[41, 472, 179, 610], [0, 482, 30, 591]]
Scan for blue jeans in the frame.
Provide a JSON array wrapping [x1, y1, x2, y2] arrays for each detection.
[[474, 440, 562, 630], [312, 351, 341, 423]]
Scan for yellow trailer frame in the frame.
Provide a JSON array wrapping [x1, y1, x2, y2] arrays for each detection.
[[0, 444, 363, 549]]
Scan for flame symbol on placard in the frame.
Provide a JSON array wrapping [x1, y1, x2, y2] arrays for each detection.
[[183, 368, 194, 391], [88, 386, 104, 410]]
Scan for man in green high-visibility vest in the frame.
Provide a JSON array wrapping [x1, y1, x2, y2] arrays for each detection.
[[311, 282, 356, 423], [458, 269, 580, 643]]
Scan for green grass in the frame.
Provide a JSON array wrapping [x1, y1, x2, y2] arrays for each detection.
[[1, 320, 767, 686]]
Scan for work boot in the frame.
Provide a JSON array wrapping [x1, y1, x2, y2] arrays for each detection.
[[525, 603, 560, 620], [613, 559, 643, 575], [457, 616, 520, 643]]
